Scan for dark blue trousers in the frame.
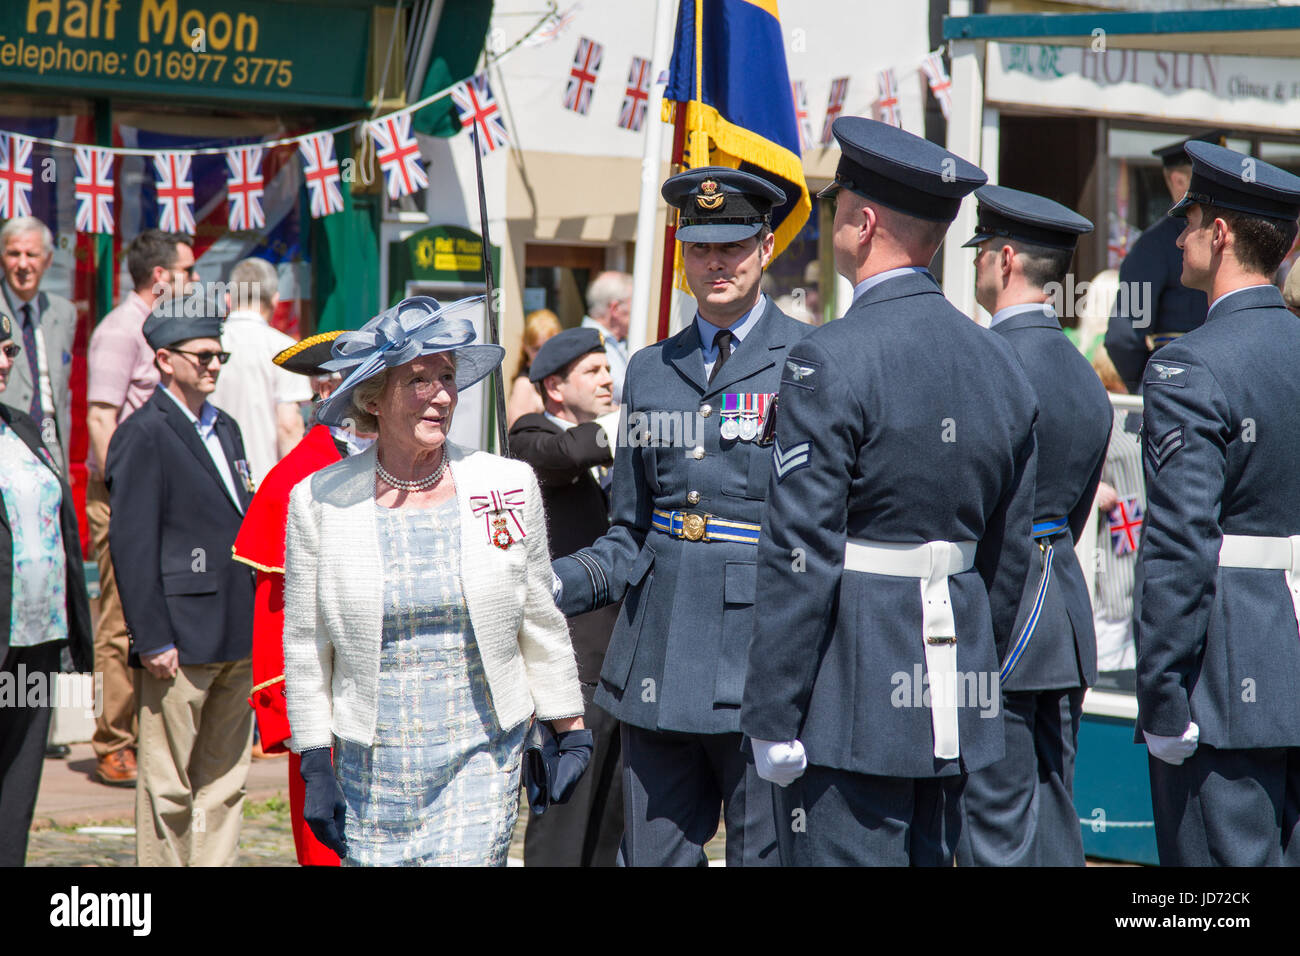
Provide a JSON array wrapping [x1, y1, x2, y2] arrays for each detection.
[[1149, 744, 1300, 866], [957, 687, 1086, 866]]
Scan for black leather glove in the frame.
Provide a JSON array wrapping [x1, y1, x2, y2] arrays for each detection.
[[523, 724, 594, 816], [299, 747, 348, 859]]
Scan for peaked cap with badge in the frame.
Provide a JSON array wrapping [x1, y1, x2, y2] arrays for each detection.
[[661, 166, 786, 243], [1135, 141, 1300, 865], [964, 184, 1093, 251]]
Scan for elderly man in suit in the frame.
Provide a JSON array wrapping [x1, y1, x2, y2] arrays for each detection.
[[554, 167, 810, 867], [107, 307, 256, 867], [511, 327, 623, 866], [741, 117, 1039, 866], [958, 186, 1113, 866], [0, 217, 78, 468]]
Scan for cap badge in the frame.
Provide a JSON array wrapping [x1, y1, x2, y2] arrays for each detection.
[[696, 179, 725, 211], [0, 314, 9, 337], [598, 330, 606, 348]]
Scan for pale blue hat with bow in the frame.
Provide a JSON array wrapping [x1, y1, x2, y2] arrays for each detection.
[[314, 295, 504, 427]]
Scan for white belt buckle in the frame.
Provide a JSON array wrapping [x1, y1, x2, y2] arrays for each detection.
[[919, 541, 960, 760]]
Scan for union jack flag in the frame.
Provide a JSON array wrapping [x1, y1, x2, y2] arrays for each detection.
[[618, 56, 652, 131], [0, 133, 34, 219], [298, 132, 344, 218], [920, 52, 953, 120], [820, 77, 849, 146], [74, 146, 114, 234], [369, 113, 428, 199], [563, 36, 604, 115], [451, 74, 510, 157], [875, 68, 901, 128], [524, 3, 579, 46], [225, 146, 265, 231], [1109, 496, 1143, 556], [791, 81, 812, 153], [153, 152, 195, 233]]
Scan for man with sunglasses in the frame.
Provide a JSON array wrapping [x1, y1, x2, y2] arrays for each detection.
[[106, 307, 256, 866], [85, 229, 197, 788]]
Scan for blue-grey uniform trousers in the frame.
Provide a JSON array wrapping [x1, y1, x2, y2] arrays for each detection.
[[619, 724, 779, 867], [1149, 745, 1300, 866], [957, 688, 1086, 866], [773, 766, 966, 866]]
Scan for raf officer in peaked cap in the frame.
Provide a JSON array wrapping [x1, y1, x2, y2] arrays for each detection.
[[1104, 133, 1222, 393], [552, 167, 810, 866], [957, 186, 1113, 866], [1136, 141, 1300, 866], [740, 116, 1040, 866]]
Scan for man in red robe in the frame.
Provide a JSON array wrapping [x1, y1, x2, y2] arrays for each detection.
[[232, 330, 370, 866]]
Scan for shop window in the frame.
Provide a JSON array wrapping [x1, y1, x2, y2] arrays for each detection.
[[523, 243, 609, 326]]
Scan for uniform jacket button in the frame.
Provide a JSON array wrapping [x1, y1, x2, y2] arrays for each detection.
[[687, 490, 700, 505], [692, 446, 705, 460], [700, 404, 712, 418]]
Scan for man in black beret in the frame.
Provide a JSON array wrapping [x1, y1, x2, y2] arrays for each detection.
[[509, 327, 623, 866], [107, 309, 256, 866]]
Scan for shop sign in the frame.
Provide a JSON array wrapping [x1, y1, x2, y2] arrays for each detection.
[[1, 0, 372, 107]]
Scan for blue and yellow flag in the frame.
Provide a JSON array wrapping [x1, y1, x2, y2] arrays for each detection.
[[663, 0, 810, 259]]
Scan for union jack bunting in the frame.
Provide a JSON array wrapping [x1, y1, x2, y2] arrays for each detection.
[[298, 132, 345, 218], [451, 74, 510, 157], [820, 77, 849, 146], [791, 81, 812, 152], [153, 152, 195, 233], [0, 133, 34, 219], [618, 56, 652, 131], [920, 51, 953, 120], [875, 68, 901, 128], [74, 146, 114, 234], [369, 113, 428, 199], [1109, 496, 1143, 556], [563, 36, 604, 115], [225, 146, 265, 231]]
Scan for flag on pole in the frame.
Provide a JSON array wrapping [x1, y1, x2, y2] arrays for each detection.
[[791, 81, 812, 153], [820, 77, 849, 146], [369, 113, 429, 199], [74, 146, 114, 235], [299, 133, 345, 218], [563, 36, 604, 115], [451, 74, 510, 157], [618, 56, 653, 131], [663, 0, 810, 260], [920, 51, 953, 120], [875, 68, 902, 128], [153, 152, 196, 233], [0, 133, 34, 219], [225, 146, 265, 231]]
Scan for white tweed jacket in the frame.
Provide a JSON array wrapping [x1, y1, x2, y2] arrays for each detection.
[[282, 440, 584, 751]]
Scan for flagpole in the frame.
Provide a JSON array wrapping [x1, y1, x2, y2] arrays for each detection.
[[471, 128, 509, 457]]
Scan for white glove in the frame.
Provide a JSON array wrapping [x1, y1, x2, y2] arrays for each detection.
[[1143, 721, 1200, 765], [751, 738, 807, 787]]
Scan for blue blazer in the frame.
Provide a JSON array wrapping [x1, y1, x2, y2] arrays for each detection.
[[740, 272, 1040, 778], [992, 306, 1112, 692], [107, 386, 255, 666], [1137, 284, 1300, 748], [554, 298, 810, 734]]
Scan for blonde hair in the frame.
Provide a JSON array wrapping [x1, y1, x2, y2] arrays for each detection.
[[514, 309, 562, 380]]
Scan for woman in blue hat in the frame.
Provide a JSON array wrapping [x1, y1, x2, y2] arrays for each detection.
[[281, 296, 590, 866]]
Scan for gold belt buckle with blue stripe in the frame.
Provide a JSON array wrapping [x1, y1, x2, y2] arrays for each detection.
[[652, 508, 760, 544]]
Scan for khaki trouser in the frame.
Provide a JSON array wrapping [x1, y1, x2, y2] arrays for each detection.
[[86, 474, 137, 757], [135, 657, 254, 867]]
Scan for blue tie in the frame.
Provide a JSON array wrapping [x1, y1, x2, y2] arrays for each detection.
[[19, 303, 42, 421]]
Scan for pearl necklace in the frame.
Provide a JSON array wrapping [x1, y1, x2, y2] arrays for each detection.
[[376, 452, 447, 491]]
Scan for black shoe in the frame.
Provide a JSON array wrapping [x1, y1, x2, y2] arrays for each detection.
[[45, 743, 71, 759]]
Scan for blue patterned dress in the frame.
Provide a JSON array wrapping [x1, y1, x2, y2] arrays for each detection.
[[334, 498, 526, 866]]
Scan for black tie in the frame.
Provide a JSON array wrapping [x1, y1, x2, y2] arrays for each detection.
[[709, 329, 732, 384], [19, 303, 42, 420]]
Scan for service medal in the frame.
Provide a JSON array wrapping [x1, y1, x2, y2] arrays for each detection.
[[719, 393, 741, 440], [492, 516, 514, 550], [738, 393, 760, 441]]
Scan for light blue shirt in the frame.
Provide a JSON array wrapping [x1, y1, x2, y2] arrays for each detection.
[[989, 302, 1054, 329], [1208, 283, 1272, 319], [695, 294, 767, 379], [158, 385, 243, 512], [851, 267, 931, 306]]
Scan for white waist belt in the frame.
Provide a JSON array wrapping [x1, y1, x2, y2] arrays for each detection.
[[1219, 534, 1300, 633], [843, 538, 978, 760]]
